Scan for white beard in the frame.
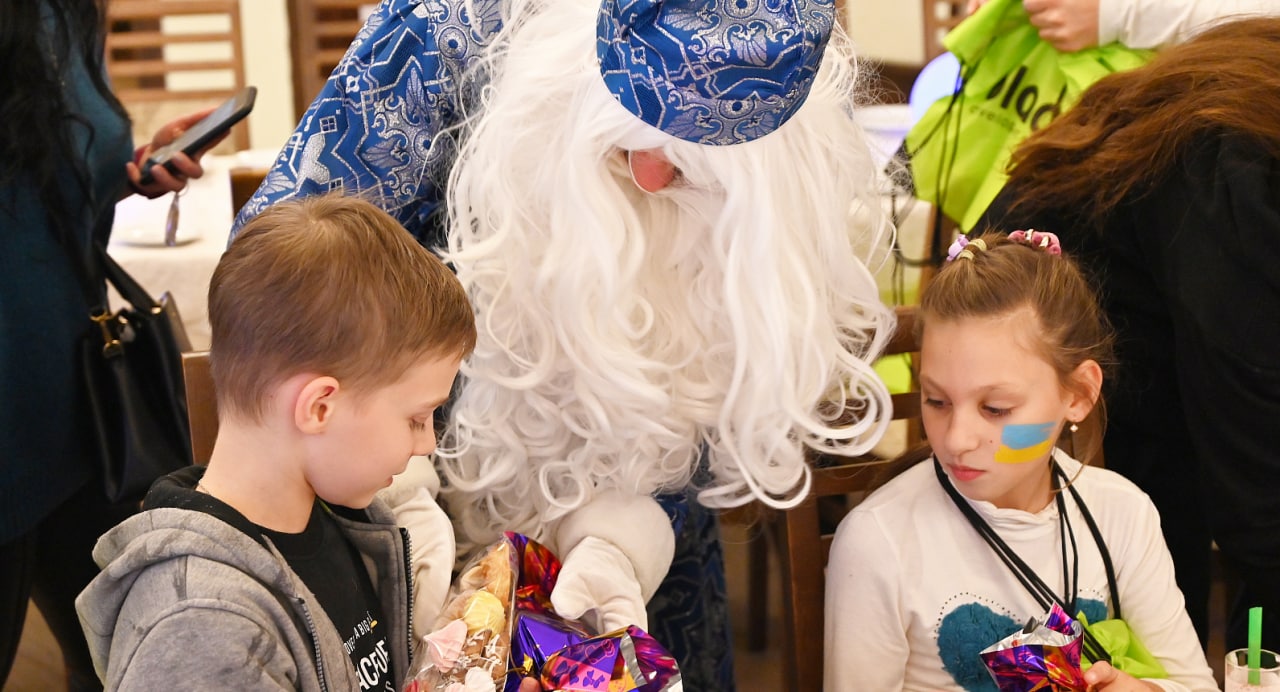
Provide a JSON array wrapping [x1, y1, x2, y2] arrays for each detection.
[[435, 0, 894, 551]]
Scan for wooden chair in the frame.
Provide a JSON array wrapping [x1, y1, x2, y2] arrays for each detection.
[[105, 0, 250, 151], [229, 166, 269, 216], [776, 305, 921, 691], [181, 351, 218, 465], [287, 0, 377, 119], [922, 0, 967, 62]]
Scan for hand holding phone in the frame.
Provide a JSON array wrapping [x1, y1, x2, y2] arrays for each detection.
[[137, 86, 257, 186]]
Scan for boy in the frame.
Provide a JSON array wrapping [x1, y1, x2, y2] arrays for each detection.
[[75, 195, 476, 691]]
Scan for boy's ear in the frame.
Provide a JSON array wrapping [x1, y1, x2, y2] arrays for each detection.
[[295, 375, 341, 434], [1066, 359, 1103, 423]]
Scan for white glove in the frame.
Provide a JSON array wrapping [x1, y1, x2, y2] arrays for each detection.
[[378, 455, 455, 637], [548, 489, 676, 633], [551, 536, 649, 633]]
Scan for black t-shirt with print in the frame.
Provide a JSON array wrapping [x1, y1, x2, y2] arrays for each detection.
[[262, 502, 396, 691]]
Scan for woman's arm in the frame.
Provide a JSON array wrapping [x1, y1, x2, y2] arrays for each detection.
[[1109, 490, 1218, 690], [1099, 0, 1280, 49]]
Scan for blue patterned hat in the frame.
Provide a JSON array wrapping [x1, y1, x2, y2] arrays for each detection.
[[596, 0, 836, 146]]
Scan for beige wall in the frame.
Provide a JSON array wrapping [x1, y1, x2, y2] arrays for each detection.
[[240, 0, 295, 153], [847, 1, 926, 65]]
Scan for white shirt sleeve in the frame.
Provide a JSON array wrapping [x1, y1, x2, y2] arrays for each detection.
[[824, 507, 909, 692], [1099, 0, 1280, 49], [1106, 489, 1219, 691]]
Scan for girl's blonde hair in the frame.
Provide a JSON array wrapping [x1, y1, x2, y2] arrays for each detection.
[[918, 231, 1115, 463]]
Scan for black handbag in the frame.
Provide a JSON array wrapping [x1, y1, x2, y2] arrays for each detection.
[[70, 239, 194, 503]]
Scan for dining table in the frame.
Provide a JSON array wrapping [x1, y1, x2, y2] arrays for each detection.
[[107, 150, 275, 351]]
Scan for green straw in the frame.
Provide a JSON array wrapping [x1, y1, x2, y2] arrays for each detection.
[[1249, 606, 1263, 686]]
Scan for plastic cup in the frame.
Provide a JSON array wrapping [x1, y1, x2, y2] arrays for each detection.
[[1226, 648, 1280, 691]]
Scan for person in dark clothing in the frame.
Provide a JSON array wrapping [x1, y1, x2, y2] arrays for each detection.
[[979, 16, 1280, 650], [1, 1, 223, 688]]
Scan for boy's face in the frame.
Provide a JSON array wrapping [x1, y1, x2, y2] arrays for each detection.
[[305, 352, 462, 509]]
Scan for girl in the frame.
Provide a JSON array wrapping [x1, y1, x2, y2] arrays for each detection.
[[824, 232, 1216, 691]]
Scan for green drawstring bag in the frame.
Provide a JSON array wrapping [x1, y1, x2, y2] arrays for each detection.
[[904, 0, 1152, 231], [1077, 611, 1169, 679]]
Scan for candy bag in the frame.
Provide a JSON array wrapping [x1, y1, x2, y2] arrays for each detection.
[[404, 538, 518, 692], [406, 533, 682, 692]]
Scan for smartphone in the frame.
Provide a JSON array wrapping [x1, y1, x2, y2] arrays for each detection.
[[138, 86, 257, 186]]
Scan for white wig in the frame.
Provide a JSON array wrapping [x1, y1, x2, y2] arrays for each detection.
[[438, 0, 895, 549]]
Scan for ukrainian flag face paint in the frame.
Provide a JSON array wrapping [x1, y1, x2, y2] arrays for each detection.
[[995, 422, 1057, 464]]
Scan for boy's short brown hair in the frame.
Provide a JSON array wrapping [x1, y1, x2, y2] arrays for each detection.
[[209, 194, 477, 421]]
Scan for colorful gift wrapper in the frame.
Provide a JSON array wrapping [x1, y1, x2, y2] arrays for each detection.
[[408, 533, 682, 692], [506, 611, 591, 689], [540, 625, 683, 692], [501, 532, 681, 692], [507, 532, 560, 618], [979, 603, 1089, 692]]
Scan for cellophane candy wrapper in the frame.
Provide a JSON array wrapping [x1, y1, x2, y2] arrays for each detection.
[[979, 603, 1088, 692], [404, 537, 518, 692], [405, 532, 682, 692]]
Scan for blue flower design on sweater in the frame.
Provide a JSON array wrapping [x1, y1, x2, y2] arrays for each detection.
[[938, 598, 1107, 692]]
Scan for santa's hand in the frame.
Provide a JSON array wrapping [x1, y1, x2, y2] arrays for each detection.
[[547, 489, 676, 633], [551, 536, 648, 633], [379, 456, 454, 636]]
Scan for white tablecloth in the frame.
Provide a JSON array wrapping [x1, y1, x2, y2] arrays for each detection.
[[107, 152, 269, 350]]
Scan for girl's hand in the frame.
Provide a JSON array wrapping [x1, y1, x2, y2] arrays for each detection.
[[519, 677, 542, 692], [126, 107, 224, 198], [966, 0, 1100, 52], [1083, 661, 1163, 691], [1023, 0, 1100, 52]]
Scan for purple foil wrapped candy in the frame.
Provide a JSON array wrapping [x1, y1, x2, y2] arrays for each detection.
[[979, 604, 1088, 692], [540, 625, 682, 692], [505, 611, 591, 691]]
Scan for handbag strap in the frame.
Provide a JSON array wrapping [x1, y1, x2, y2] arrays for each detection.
[[53, 212, 166, 356], [935, 457, 1118, 663]]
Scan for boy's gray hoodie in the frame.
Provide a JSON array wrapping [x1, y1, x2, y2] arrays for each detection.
[[76, 466, 413, 691]]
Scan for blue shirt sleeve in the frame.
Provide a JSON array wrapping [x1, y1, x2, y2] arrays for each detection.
[[230, 0, 504, 248]]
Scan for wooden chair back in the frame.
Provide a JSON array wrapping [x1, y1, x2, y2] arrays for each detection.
[[105, 0, 249, 151], [181, 351, 218, 465], [778, 304, 921, 691], [229, 166, 269, 217], [922, 0, 967, 62], [287, 0, 376, 119]]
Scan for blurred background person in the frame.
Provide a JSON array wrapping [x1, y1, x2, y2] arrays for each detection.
[[1, 1, 222, 688]]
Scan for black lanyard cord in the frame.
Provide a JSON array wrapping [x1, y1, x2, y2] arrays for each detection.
[[934, 458, 1115, 663], [1062, 478, 1122, 621]]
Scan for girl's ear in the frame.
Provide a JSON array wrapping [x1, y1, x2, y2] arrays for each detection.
[[1065, 359, 1103, 423], [294, 375, 341, 434]]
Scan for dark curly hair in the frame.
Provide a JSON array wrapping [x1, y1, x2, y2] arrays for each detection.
[[0, 0, 130, 241], [1003, 17, 1280, 224]]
